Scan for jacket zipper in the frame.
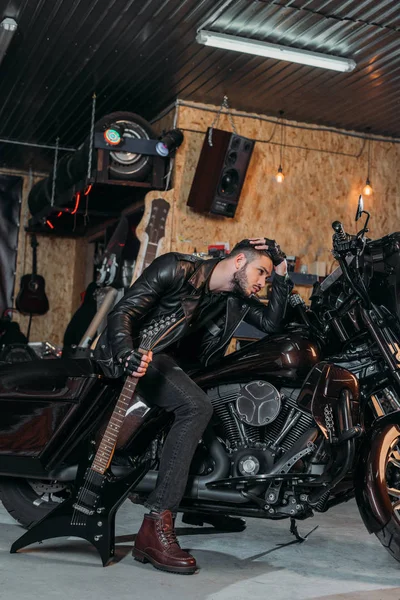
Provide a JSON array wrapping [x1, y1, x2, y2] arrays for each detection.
[[205, 306, 249, 367]]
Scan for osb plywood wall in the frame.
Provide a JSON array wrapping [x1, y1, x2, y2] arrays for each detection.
[[168, 101, 400, 278], [2, 169, 88, 345], [6, 99, 400, 345]]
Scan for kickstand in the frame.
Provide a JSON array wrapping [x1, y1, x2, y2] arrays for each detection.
[[289, 517, 319, 543]]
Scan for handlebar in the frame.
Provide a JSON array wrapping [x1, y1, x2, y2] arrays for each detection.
[[331, 221, 371, 308], [331, 221, 362, 256]]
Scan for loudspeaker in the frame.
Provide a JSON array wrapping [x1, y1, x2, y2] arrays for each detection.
[[187, 128, 255, 218]]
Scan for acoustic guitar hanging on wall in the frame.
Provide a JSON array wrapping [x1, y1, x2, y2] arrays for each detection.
[[16, 234, 49, 316]]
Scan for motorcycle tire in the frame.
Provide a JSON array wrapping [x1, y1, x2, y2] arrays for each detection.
[[0, 477, 69, 528], [370, 425, 400, 563], [375, 518, 400, 562]]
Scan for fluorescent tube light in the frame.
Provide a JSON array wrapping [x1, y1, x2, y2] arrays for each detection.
[[196, 30, 356, 73], [0, 18, 18, 66]]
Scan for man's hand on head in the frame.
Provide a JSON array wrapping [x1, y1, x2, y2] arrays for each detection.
[[249, 238, 287, 275]]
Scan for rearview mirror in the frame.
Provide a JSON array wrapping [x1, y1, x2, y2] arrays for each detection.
[[355, 195, 364, 221]]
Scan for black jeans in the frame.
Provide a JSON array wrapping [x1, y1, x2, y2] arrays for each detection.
[[137, 353, 213, 513]]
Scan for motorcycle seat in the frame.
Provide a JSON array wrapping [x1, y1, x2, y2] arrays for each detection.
[[0, 358, 101, 397]]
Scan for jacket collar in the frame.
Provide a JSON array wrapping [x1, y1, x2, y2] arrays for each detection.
[[187, 258, 221, 292]]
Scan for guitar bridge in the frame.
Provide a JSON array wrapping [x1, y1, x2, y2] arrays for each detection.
[[73, 503, 95, 516]]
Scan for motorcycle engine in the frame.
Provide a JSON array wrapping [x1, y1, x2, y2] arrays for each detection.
[[207, 381, 314, 476]]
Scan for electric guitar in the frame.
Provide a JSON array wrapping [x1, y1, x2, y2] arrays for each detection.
[[15, 235, 49, 316], [11, 309, 185, 566], [132, 196, 171, 282]]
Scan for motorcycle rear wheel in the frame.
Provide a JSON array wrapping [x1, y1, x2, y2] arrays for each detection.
[[0, 478, 69, 528]]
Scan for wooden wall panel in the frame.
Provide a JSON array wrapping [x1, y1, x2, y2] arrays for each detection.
[[6, 99, 400, 346], [171, 102, 400, 275]]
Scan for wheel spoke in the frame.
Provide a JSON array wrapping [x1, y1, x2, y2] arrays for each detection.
[[388, 455, 400, 469], [387, 486, 400, 498]]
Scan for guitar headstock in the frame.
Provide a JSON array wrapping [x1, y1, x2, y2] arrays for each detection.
[[145, 198, 170, 245], [139, 310, 184, 352]]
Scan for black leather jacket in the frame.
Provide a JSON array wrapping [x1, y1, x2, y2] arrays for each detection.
[[94, 252, 292, 378]]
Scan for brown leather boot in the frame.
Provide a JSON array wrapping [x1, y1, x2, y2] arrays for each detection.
[[132, 510, 197, 574]]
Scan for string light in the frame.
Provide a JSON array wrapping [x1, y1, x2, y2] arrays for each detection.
[[363, 133, 373, 195], [71, 192, 81, 215], [275, 110, 285, 183]]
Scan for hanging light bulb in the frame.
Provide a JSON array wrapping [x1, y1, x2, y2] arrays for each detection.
[[362, 133, 373, 196], [275, 165, 284, 183], [363, 177, 373, 196], [275, 110, 285, 183]]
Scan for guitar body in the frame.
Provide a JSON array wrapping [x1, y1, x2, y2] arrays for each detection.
[[10, 441, 151, 566], [10, 320, 181, 566], [16, 274, 49, 315], [15, 234, 49, 316]]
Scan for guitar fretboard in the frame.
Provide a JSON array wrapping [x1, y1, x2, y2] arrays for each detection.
[[92, 375, 138, 474], [142, 242, 159, 271], [31, 235, 38, 276]]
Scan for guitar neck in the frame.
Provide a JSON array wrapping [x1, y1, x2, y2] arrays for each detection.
[[91, 374, 139, 474], [31, 237, 38, 276], [142, 241, 159, 271]]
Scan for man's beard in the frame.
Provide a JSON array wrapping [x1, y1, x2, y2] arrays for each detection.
[[231, 265, 250, 297]]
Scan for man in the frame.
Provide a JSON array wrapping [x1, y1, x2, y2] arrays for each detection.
[[95, 237, 291, 574]]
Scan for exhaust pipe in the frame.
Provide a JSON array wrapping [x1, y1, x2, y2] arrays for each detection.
[[49, 431, 249, 504], [134, 432, 248, 504]]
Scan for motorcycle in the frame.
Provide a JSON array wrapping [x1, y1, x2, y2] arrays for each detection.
[[2, 197, 400, 565]]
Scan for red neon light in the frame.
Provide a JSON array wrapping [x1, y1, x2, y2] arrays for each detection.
[[57, 211, 63, 217], [46, 220, 55, 229], [71, 192, 81, 215], [84, 184, 92, 196]]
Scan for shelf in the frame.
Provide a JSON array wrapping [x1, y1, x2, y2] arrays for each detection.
[[269, 272, 318, 287]]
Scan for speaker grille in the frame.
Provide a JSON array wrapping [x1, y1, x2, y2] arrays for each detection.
[[187, 128, 255, 218]]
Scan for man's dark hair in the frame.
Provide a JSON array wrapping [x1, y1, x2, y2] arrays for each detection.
[[228, 239, 273, 263]]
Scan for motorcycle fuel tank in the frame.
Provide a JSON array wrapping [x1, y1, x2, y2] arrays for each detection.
[[194, 330, 320, 388]]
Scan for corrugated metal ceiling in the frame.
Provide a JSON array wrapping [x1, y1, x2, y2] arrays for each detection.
[[1, 0, 400, 168]]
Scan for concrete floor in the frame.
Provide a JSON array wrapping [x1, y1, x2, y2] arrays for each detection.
[[1, 499, 400, 600]]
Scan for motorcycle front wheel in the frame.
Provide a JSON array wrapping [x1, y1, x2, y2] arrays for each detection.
[[373, 426, 400, 562]]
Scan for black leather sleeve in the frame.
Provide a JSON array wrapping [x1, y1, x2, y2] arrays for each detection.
[[105, 253, 179, 360], [243, 273, 293, 333]]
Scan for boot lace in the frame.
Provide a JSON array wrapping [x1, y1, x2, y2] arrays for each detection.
[[157, 520, 180, 548]]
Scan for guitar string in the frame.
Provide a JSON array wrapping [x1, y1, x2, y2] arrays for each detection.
[[71, 371, 135, 525], [72, 460, 99, 526], [71, 374, 137, 526]]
